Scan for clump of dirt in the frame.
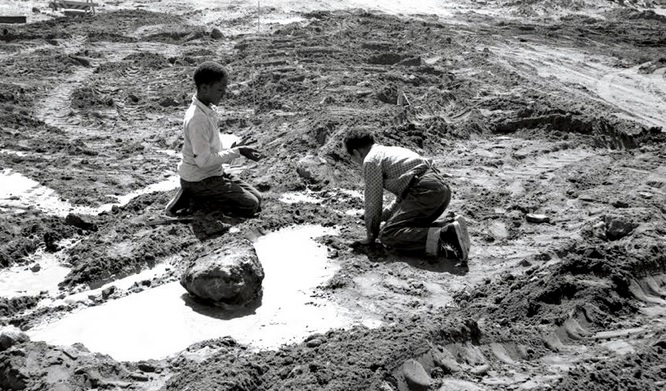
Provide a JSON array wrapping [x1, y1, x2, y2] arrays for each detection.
[[165, 318, 479, 391], [60, 193, 197, 288], [553, 343, 666, 390], [0, 296, 40, 319], [0, 214, 79, 267], [71, 86, 115, 109]]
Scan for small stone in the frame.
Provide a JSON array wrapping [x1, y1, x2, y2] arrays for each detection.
[[518, 259, 532, 267], [0, 327, 30, 351], [525, 214, 550, 224], [137, 361, 157, 373], [469, 364, 490, 376], [379, 382, 396, 391], [319, 96, 335, 105], [305, 335, 325, 348], [65, 214, 98, 231], [130, 372, 150, 381], [101, 286, 116, 299], [61, 346, 79, 360], [612, 200, 629, 208], [432, 350, 461, 374], [210, 27, 224, 39], [30, 263, 41, 272], [605, 215, 636, 240], [402, 359, 431, 391], [488, 221, 509, 239], [159, 97, 180, 107]]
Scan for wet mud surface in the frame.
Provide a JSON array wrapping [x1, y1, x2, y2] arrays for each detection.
[[1, 0, 666, 390]]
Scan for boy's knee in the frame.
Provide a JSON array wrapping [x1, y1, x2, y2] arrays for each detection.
[[239, 195, 261, 216]]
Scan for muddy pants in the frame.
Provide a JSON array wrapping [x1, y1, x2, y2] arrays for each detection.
[[378, 170, 451, 256], [180, 173, 261, 217]]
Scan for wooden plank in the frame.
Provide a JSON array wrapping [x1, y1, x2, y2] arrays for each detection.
[[0, 16, 27, 24], [58, 0, 99, 6]]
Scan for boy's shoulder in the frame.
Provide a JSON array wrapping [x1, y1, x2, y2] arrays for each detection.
[[184, 102, 203, 120]]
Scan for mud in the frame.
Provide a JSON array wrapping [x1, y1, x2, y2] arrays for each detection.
[[0, 0, 665, 390]]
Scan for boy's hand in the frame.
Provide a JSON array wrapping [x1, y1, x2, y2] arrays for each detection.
[[238, 147, 262, 161]]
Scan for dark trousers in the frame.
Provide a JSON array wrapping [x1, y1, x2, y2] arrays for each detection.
[[181, 173, 261, 217], [379, 170, 451, 255]]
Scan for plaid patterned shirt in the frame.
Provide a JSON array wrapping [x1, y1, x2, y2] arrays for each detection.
[[362, 144, 430, 240]]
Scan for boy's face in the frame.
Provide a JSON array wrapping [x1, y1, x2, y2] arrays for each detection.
[[351, 149, 364, 167], [200, 79, 227, 105]]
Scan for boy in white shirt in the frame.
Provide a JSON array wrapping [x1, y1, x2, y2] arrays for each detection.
[[166, 62, 262, 217]]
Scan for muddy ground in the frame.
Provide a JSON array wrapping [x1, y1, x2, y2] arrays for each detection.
[[1, 0, 666, 390]]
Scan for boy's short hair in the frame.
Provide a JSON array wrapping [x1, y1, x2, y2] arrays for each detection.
[[344, 128, 375, 155], [193, 61, 228, 88]]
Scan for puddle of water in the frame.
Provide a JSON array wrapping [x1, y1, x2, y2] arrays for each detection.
[[0, 169, 98, 216], [279, 191, 323, 204], [104, 175, 179, 208], [339, 189, 363, 199], [0, 149, 27, 156], [156, 149, 180, 157], [261, 16, 306, 25], [29, 225, 370, 361], [49, 261, 175, 307], [345, 208, 363, 217], [0, 168, 179, 217], [0, 250, 70, 298]]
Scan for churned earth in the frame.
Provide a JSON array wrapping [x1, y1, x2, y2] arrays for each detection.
[[1, 0, 665, 390]]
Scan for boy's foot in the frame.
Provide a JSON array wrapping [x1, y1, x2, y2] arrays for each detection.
[[439, 216, 470, 264], [432, 210, 456, 227], [165, 188, 190, 217], [454, 215, 471, 258]]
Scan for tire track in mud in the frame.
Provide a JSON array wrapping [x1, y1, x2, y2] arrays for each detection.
[[597, 64, 666, 131], [29, 36, 186, 204], [34, 66, 96, 134], [34, 35, 96, 135], [489, 41, 666, 132]]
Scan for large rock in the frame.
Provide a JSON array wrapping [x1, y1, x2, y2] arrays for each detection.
[[180, 243, 264, 308], [296, 154, 333, 184]]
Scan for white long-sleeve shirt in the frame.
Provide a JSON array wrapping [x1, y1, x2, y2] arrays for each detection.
[[178, 96, 240, 182]]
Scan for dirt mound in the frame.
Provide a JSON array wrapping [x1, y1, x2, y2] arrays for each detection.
[[0, 214, 78, 267]]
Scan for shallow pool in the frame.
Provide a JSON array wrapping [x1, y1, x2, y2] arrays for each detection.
[[28, 225, 377, 361]]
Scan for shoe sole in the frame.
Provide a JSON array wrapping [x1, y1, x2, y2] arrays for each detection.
[[452, 216, 470, 262], [455, 215, 471, 252], [165, 188, 189, 216]]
